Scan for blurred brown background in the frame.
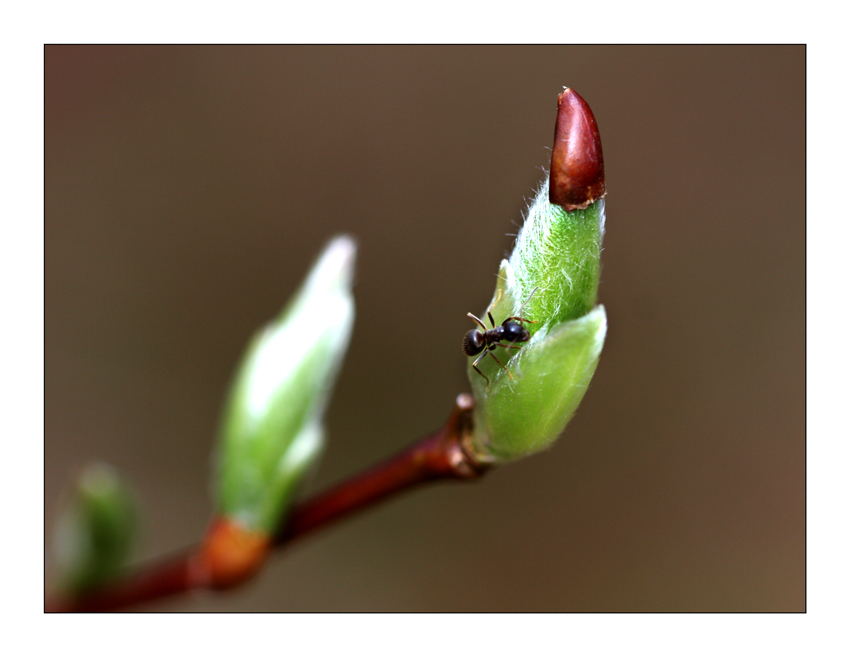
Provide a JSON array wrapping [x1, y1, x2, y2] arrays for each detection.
[[45, 45, 804, 611]]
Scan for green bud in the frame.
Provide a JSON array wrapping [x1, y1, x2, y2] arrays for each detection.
[[216, 236, 356, 534], [466, 89, 607, 462], [52, 462, 137, 595], [467, 177, 607, 462]]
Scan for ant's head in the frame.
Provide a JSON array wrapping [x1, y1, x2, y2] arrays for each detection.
[[462, 329, 486, 356], [501, 320, 530, 343]]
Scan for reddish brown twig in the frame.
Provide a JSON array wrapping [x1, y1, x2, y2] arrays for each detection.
[[275, 392, 484, 545], [45, 394, 486, 612]]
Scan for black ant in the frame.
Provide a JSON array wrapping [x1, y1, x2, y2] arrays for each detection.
[[463, 287, 539, 389]]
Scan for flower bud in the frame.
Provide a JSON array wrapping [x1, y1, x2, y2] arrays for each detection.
[[215, 236, 356, 535], [52, 462, 137, 595], [549, 88, 605, 211], [466, 89, 607, 462]]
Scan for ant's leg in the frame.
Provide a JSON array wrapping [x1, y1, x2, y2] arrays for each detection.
[[487, 349, 514, 380], [485, 289, 503, 328], [492, 342, 523, 350], [471, 351, 491, 390], [518, 286, 540, 312], [504, 286, 541, 324], [467, 313, 487, 331]]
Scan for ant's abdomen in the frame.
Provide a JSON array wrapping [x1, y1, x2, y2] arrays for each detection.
[[501, 321, 529, 343]]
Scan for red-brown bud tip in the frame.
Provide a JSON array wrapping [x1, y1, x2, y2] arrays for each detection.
[[549, 88, 606, 211]]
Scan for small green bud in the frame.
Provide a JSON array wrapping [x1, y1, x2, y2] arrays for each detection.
[[52, 462, 137, 595], [466, 89, 607, 462], [216, 236, 356, 534]]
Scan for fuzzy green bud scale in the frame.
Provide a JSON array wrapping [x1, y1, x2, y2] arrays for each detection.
[[216, 236, 356, 534], [52, 463, 138, 595], [467, 177, 607, 462]]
